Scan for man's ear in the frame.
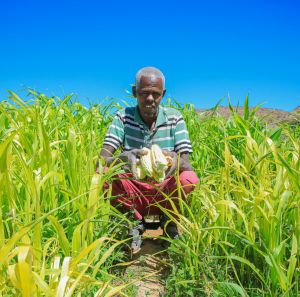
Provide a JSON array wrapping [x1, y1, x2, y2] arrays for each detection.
[[162, 89, 166, 97], [132, 85, 137, 98]]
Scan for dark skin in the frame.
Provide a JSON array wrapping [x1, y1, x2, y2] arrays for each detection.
[[99, 75, 193, 176]]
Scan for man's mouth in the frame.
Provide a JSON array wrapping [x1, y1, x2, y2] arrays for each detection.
[[139, 105, 157, 117], [145, 105, 155, 109]]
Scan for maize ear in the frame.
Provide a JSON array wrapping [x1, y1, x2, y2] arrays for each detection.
[[140, 148, 153, 177], [132, 163, 146, 180], [134, 145, 173, 181], [150, 144, 168, 173], [152, 170, 165, 183]]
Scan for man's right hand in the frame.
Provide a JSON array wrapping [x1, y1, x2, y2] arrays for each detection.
[[117, 149, 147, 173]]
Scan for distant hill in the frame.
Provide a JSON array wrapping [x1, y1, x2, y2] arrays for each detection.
[[197, 106, 300, 126], [292, 106, 300, 114]]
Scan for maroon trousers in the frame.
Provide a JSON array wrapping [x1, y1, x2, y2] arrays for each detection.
[[104, 171, 199, 220]]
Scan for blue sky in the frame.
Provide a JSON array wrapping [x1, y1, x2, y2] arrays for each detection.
[[0, 0, 299, 111]]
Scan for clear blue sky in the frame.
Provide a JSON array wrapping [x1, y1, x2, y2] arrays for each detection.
[[0, 0, 299, 111]]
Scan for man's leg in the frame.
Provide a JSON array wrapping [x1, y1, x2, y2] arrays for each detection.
[[158, 170, 199, 242], [103, 170, 199, 249], [103, 172, 159, 254], [103, 170, 199, 217], [103, 173, 159, 220], [157, 170, 199, 210]]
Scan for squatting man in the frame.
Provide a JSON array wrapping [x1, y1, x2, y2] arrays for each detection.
[[97, 66, 199, 253]]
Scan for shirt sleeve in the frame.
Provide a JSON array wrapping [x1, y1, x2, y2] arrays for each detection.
[[174, 115, 193, 154], [103, 112, 124, 150]]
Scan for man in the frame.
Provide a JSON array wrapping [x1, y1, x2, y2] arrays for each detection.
[[98, 67, 199, 253]]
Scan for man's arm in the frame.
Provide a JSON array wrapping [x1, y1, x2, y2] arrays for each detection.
[[97, 144, 146, 173], [99, 144, 117, 167], [179, 153, 193, 172]]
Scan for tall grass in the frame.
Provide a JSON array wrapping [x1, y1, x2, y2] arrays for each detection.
[[0, 91, 298, 296], [0, 91, 129, 296], [164, 98, 299, 296]]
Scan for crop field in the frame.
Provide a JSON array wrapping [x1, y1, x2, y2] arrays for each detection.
[[0, 91, 299, 296]]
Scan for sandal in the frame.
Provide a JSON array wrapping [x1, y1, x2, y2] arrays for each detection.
[[128, 222, 145, 254]]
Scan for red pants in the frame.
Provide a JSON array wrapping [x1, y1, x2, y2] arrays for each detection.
[[104, 171, 199, 220]]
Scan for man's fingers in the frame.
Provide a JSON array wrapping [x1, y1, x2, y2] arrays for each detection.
[[129, 154, 137, 166], [122, 164, 131, 172], [130, 163, 136, 174], [165, 165, 176, 178], [135, 149, 148, 157]]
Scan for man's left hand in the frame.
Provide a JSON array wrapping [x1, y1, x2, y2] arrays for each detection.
[[163, 151, 178, 178]]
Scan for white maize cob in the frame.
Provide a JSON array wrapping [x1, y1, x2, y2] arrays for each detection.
[[140, 148, 153, 177], [150, 144, 168, 173], [136, 145, 173, 181], [153, 170, 165, 183], [132, 163, 146, 180]]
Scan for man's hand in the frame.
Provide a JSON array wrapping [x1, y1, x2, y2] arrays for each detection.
[[163, 151, 193, 178], [117, 149, 147, 173], [163, 151, 178, 178]]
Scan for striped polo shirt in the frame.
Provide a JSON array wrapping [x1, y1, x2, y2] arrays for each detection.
[[103, 105, 193, 154]]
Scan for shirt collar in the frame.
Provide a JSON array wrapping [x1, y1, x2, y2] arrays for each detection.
[[134, 105, 168, 128]]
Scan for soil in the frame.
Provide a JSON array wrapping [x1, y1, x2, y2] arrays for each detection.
[[123, 228, 169, 297]]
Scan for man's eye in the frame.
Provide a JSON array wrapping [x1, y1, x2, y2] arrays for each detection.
[[153, 93, 161, 99], [139, 92, 161, 98]]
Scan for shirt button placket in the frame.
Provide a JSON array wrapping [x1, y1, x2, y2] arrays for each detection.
[[144, 128, 150, 148]]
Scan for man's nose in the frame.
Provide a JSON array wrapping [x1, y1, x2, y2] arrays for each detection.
[[146, 93, 154, 101]]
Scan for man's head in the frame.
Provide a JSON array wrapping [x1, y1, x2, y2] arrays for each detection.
[[132, 67, 166, 123]]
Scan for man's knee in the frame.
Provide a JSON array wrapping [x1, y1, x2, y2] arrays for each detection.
[[179, 171, 199, 194]]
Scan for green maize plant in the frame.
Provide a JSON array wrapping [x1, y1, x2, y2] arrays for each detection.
[[0, 91, 299, 296], [162, 97, 299, 296], [0, 91, 133, 296]]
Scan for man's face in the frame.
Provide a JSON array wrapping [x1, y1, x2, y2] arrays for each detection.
[[135, 75, 165, 120]]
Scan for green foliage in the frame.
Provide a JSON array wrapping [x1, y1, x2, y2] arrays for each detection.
[[0, 91, 299, 296], [164, 97, 300, 296], [0, 91, 129, 296]]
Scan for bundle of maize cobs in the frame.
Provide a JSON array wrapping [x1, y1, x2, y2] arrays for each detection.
[[133, 144, 173, 183]]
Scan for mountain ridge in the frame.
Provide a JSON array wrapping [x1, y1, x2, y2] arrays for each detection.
[[197, 106, 300, 126]]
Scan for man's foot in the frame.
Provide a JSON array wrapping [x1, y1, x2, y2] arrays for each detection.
[[164, 222, 179, 239], [128, 222, 145, 254], [160, 215, 179, 248]]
